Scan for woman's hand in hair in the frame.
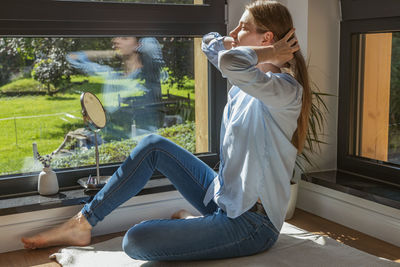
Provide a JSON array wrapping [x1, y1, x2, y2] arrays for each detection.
[[253, 28, 299, 67]]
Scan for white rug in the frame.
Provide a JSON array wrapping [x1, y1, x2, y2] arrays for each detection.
[[50, 222, 399, 267]]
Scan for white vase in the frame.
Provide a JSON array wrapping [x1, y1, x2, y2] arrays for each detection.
[[285, 181, 299, 220], [38, 167, 59, 195]]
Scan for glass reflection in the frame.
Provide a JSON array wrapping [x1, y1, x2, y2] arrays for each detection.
[[67, 37, 166, 139]]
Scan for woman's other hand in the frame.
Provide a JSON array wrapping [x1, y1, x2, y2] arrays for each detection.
[[269, 28, 299, 67], [252, 28, 299, 68]]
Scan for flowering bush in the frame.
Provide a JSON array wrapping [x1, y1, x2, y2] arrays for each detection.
[[0, 38, 74, 95]]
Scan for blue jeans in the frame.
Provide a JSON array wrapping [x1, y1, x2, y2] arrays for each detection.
[[81, 134, 279, 261]]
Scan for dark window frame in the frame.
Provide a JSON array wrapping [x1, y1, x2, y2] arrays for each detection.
[[338, 0, 400, 185], [0, 0, 227, 197]]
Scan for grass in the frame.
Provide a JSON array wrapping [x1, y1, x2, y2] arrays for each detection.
[[0, 78, 49, 93], [0, 75, 195, 175]]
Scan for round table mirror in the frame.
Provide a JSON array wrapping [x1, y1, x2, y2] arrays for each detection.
[[79, 92, 109, 189], [80, 92, 107, 130]]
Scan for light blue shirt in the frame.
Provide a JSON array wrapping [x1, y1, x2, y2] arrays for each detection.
[[202, 32, 302, 231], [66, 38, 165, 114]]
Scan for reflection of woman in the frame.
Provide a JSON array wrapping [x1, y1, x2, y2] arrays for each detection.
[[22, 1, 311, 262], [67, 37, 165, 134]]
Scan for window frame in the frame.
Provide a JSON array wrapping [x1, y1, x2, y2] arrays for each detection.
[[338, 0, 400, 185], [0, 0, 227, 197]]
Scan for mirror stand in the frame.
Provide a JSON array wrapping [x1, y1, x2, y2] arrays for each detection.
[[77, 92, 111, 190], [94, 130, 100, 184]]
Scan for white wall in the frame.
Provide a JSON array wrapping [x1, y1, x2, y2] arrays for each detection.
[[227, 0, 309, 55], [227, 0, 251, 32], [0, 191, 200, 253], [285, 0, 340, 172], [305, 0, 340, 171], [279, 0, 309, 58]]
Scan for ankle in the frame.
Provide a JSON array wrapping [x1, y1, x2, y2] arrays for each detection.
[[74, 212, 93, 230]]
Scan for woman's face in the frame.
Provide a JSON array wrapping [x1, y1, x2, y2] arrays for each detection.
[[112, 37, 139, 56], [229, 10, 269, 48]]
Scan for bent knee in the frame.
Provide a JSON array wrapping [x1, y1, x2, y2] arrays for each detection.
[[122, 222, 156, 260], [140, 134, 168, 148]]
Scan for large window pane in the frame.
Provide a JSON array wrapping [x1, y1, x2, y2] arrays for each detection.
[[0, 36, 209, 175], [352, 32, 400, 165]]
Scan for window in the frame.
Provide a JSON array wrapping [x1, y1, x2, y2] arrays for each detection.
[[68, 0, 204, 4], [351, 33, 400, 166], [0, 0, 226, 196], [338, 0, 400, 185]]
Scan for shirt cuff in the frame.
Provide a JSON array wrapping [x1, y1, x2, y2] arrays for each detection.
[[202, 32, 226, 51]]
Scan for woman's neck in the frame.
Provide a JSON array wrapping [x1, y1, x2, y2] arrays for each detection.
[[122, 53, 143, 75], [256, 62, 281, 73]]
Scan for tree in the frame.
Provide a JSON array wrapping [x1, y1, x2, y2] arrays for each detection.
[[0, 39, 27, 87], [0, 38, 75, 95], [160, 37, 194, 90]]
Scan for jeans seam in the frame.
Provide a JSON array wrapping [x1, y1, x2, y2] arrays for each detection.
[[262, 219, 279, 235], [89, 148, 155, 213], [157, 147, 210, 192], [89, 147, 210, 217]]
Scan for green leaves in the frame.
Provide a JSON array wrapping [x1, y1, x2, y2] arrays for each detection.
[[295, 85, 334, 178], [157, 121, 195, 153], [51, 121, 195, 169]]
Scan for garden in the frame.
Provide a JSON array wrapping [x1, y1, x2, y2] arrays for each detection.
[[0, 37, 197, 175]]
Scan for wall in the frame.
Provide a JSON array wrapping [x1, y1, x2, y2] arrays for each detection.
[[227, 0, 308, 54], [305, 0, 340, 171], [0, 191, 200, 253]]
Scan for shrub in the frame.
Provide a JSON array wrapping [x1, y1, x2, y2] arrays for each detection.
[[52, 139, 138, 169], [51, 121, 195, 169], [157, 121, 195, 153], [0, 78, 49, 93]]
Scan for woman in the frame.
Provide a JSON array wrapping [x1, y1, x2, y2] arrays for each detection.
[[68, 37, 165, 135], [22, 0, 311, 261]]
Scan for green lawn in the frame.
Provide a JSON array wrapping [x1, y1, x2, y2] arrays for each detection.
[[0, 75, 195, 175]]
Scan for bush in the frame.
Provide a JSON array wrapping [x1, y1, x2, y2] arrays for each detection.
[[0, 78, 49, 94], [52, 139, 138, 169], [51, 121, 196, 169], [157, 121, 195, 153]]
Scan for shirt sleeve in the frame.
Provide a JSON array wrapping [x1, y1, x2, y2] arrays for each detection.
[[138, 37, 164, 64], [218, 46, 301, 108], [201, 32, 226, 69], [66, 52, 113, 77]]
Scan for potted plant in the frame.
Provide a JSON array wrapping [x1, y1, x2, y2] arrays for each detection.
[[285, 86, 331, 220]]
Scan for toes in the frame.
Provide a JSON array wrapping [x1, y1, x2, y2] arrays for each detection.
[[22, 238, 37, 250], [170, 209, 186, 219], [171, 209, 192, 219]]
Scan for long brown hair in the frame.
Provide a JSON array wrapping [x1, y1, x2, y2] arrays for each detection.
[[246, 0, 311, 154]]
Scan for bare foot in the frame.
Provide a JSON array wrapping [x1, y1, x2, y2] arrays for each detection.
[[170, 209, 200, 219], [21, 212, 92, 249]]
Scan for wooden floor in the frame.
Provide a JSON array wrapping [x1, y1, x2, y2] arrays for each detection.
[[0, 208, 399, 267]]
